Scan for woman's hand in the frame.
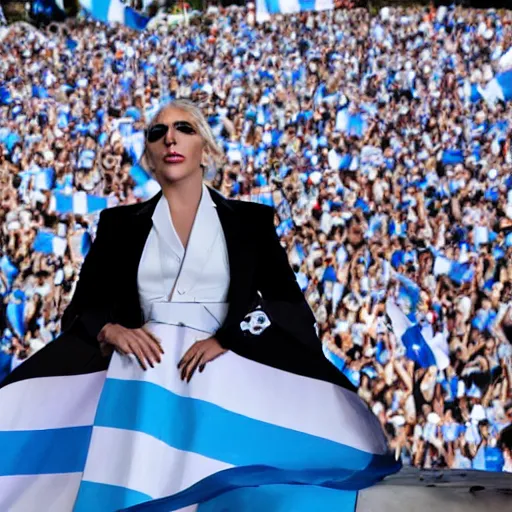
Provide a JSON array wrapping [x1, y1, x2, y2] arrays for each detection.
[[178, 337, 227, 383], [98, 323, 164, 371]]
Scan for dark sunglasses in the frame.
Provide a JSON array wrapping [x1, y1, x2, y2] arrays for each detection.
[[145, 121, 197, 143]]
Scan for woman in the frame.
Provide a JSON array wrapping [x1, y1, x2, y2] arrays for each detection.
[[0, 100, 399, 512]]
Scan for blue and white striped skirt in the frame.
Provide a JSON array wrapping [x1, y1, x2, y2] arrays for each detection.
[[0, 302, 400, 512]]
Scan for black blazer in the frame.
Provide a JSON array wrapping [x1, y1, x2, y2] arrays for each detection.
[[61, 187, 354, 390]]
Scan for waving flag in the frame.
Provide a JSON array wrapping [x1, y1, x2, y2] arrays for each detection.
[[323, 344, 361, 388], [442, 149, 464, 166], [0, 86, 12, 106], [51, 191, 108, 215], [499, 47, 512, 72], [33, 230, 68, 257], [0, 313, 400, 512], [5, 290, 26, 338], [433, 254, 474, 285], [250, 186, 274, 206], [33, 229, 90, 259], [470, 69, 512, 105], [256, 0, 334, 22], [394, 272, 421, 322], [336, 108, 368, 138], [386, 299, 449, 370], [79, 0, 150, 30], [70, 231, 92, 259]]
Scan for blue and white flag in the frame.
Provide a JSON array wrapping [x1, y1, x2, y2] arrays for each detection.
[[336, 108, 367, 138], [33, 229, 90, 259], [386, 299, 449, 370], [79, 0, 150, 30], [470, 70, 512, 105], [71, 231, 92, 258], [0, 256, 19, 290], [130, 163, 161, 200], [19, 167, 55, 192], [322, 343, 361, 388], [256, 0, 334, 22], [498, 47, 512, 73], [130, 163, 152, 188], [276, 218, 294, 237], [250, 186, 274, 206], [34, 168, 55, 191], [51, 191, 108, 215], [5, 290, 26, 338], [433, 254, 474, 285], [394, 272, 421, 322], [33, 230, 68, 257]]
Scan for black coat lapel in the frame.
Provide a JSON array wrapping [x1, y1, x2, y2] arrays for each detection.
[[208, 187, 253, 327], [113, 191, 161, 327]]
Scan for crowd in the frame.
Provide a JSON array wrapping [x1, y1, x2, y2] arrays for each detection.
[[1, 3, 512, 471]]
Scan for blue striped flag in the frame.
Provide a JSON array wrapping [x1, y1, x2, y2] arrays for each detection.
[[0, 306, 400, 512], [250, 187, 274, 206], [256, 0, 334, 22], [433, 253, 474, 285], [79, 0, 150, 30], [386, 300, 449, 370], [276, 218, 294, 237], [33, 230, 67, 256], [52, 191, 108, 215], [32, 230, 91, 258], [470, 69, 512, 105]]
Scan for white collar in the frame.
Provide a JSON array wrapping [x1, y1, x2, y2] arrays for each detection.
[[151, 183, 217, 257]]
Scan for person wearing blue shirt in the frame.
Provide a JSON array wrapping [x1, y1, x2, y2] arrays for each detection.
[[471, 420, 504, 472]]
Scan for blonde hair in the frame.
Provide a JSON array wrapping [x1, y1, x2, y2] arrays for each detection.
[[141, 99, 223, 173]]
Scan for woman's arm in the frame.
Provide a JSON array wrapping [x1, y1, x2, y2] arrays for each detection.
[[214, 206, 318, 351], [60, 210, 115, 345], [253, 207, 320, 348]]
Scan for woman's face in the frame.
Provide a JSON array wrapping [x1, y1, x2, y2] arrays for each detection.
[[145, 107, 206, 185]]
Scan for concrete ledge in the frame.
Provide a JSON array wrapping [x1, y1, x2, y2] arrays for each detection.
[[358, 468, 512, 511]]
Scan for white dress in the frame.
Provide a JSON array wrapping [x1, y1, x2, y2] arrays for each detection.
[[69, 184, 396, 512]]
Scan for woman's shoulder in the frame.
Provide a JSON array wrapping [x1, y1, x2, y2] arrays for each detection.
[[99, 195, 159, 223], [208, 186, 274, 223], [226, 198, 276, 231], [224, 196, 274, 219]]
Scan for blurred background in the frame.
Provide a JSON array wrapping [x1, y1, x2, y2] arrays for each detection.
[[1, 0, 512, 473]]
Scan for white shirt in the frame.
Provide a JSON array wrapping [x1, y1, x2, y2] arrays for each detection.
[[137, 184, 230, 323]]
